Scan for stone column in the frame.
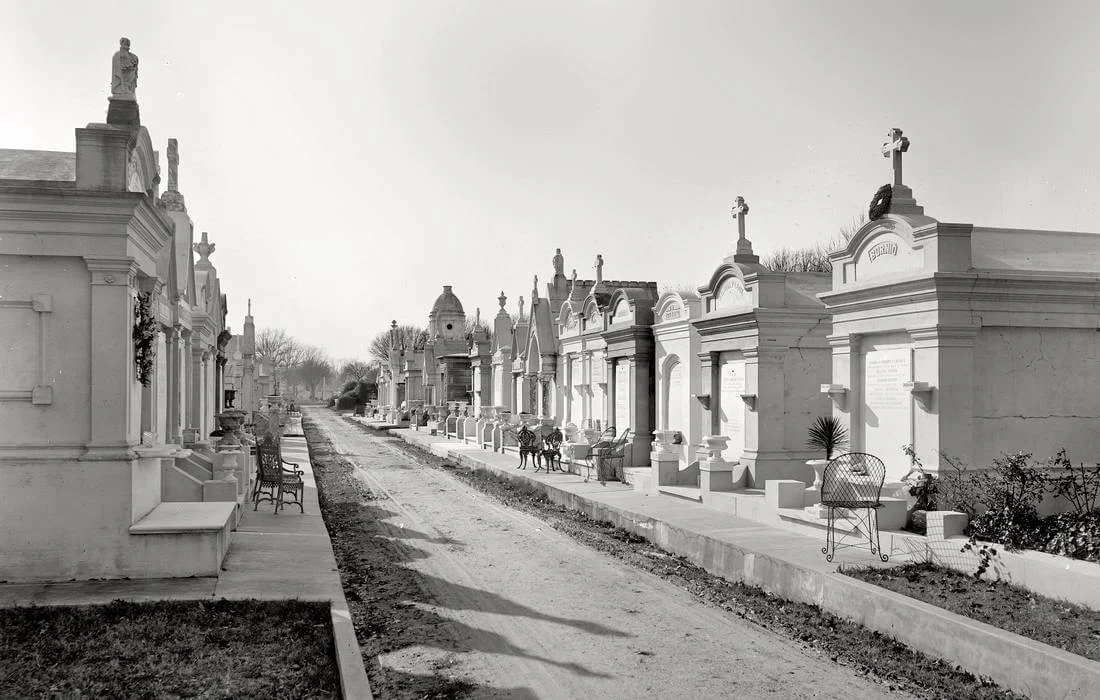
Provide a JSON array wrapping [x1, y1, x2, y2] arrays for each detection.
[[202, 350, 213, 438], [603, 357, 614, 429], [165, 326, 180, 444], [827, 333, 857, 444], [910, 325, 979, 469], [187, 345, 205, 445], [703, 351, 721, 435], [84, 257, 140, 452], [628, 353, 654, 467]]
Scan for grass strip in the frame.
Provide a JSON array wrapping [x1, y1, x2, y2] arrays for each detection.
[[844, 562, 1100, 661], [0, 598, 340, 699]]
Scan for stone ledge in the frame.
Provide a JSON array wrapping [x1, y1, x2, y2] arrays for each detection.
[[130, 502, 236, 534]]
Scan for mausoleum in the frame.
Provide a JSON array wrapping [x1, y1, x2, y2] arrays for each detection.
[[822, 129, 1100, 479]]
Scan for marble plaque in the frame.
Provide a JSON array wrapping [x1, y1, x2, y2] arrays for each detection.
[[862, 347, 912, 479], [719, 360, 746, 461], [665, 362, 683, 431], [614, 361, 630, 430]]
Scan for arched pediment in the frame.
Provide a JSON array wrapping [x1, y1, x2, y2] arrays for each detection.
[[126, 127, 160, 197], [702, 264, 753, 312], [581, 297, 604, 333], [836, 216, 926, 283], [608, 290, 633, 324], [654, 291, 700, 323]]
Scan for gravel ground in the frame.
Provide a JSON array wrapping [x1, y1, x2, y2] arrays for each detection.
[[306, 408, 1018, 699]]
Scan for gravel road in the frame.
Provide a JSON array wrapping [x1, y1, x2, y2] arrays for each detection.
[[308, 408, 909, 699]]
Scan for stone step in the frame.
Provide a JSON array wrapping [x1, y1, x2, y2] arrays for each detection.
[[128, 502, 235, 578], [658, 485, 703, 502]]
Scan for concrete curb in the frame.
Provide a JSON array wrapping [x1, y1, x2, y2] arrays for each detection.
[[388, 426, 1100, 700], [330, 599, 373, 700]]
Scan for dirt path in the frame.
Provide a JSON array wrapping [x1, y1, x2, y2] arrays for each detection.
[[309, 408, 910, 699]]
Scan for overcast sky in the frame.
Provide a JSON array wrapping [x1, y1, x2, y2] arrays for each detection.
[[3, 1, 1098, 361]]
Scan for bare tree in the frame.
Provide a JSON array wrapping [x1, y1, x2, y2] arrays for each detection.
[[368, 324, 428, 366], [340, 360, 374, 383], [759, 212, 867, 273], [295, 349, 333, 400], [256, 327, 306, 394]]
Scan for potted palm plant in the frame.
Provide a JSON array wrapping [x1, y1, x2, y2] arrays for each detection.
[[806, 416, 849, 490]]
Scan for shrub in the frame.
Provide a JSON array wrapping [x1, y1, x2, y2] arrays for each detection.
[[335, 393, 357, 411], [806, 416, 849, 460]]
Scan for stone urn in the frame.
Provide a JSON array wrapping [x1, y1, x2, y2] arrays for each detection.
[[653, 430, 681, 458], [214, 410, 248, 451], [806, 459, 829, 491], [702, 435, 730, 462]]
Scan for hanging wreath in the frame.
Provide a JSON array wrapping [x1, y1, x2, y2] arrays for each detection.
[[133, 292, 159, 387], [868, 184, 893, 220]]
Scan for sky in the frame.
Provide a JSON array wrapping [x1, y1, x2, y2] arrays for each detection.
[[3, 1, 1100, 361]]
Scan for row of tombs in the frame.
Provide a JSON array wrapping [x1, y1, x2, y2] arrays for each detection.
[[374, 143, 1100, 523]]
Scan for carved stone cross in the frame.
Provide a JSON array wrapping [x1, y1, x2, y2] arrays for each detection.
[[731, 195, 753, 257], [881, 128, 910, 186]]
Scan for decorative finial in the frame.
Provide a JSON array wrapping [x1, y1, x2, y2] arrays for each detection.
[[498, 290, 507, 310], [193, 231, 215, 263], [532, 274, 539, 301], [882, 128, 910, 187], [110, 37, 139, 100], [475, 307, 481, 326], [731, 195, 753, 258], [594, 254, 604, 285], [518, 296, 525, 319], [391, 319, 397, 329], [167, 139, 179, 192]]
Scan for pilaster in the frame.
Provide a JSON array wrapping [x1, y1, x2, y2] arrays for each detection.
[[84, 256, 141, 453]]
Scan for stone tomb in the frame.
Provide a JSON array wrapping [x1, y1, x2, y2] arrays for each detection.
[[822, 131, 1100, 480], [650, 290, 704, 491], [694, 197, 833, 493], [0, 42, 237, 582]]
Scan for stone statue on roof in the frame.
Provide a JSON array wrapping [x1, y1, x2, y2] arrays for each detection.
[[111, 37, 139, 100], [553, 248, 564, 275]]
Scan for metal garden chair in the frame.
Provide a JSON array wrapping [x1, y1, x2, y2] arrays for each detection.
[[252, 435, 305, 514], [820, 452, 889, 562], [515, 424, 541, 470], [536, 427, 564, 473]]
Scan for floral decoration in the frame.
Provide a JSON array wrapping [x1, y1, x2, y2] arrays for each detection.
[[868, 184, 893, 220], [133, 292, 159, 386]]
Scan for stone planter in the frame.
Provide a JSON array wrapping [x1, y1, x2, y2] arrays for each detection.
[[702, 435, 730, 461]]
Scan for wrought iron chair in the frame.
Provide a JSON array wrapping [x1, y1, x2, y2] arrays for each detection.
[[515, 424, 541, 470], [536, 427, 564, 473], [582, 427, 617, 482], [820, 452, 888, 562], [252, 435, 305, 514]]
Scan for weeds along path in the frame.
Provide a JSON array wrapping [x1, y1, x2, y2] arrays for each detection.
[[305, 407, 908, 699]]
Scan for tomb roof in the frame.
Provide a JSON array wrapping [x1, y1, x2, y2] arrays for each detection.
[[431, 285, 465, 315], [0, 149, 76, 182]]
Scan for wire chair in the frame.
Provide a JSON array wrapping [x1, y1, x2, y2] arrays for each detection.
[[582, 427, 616, 482], [820, 452, 889, 563], [589, 428, 632, 485]]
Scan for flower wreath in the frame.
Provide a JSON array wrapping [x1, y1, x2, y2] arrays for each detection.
[[868, 184, 893, 220], [133, 292, 159, 387]]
